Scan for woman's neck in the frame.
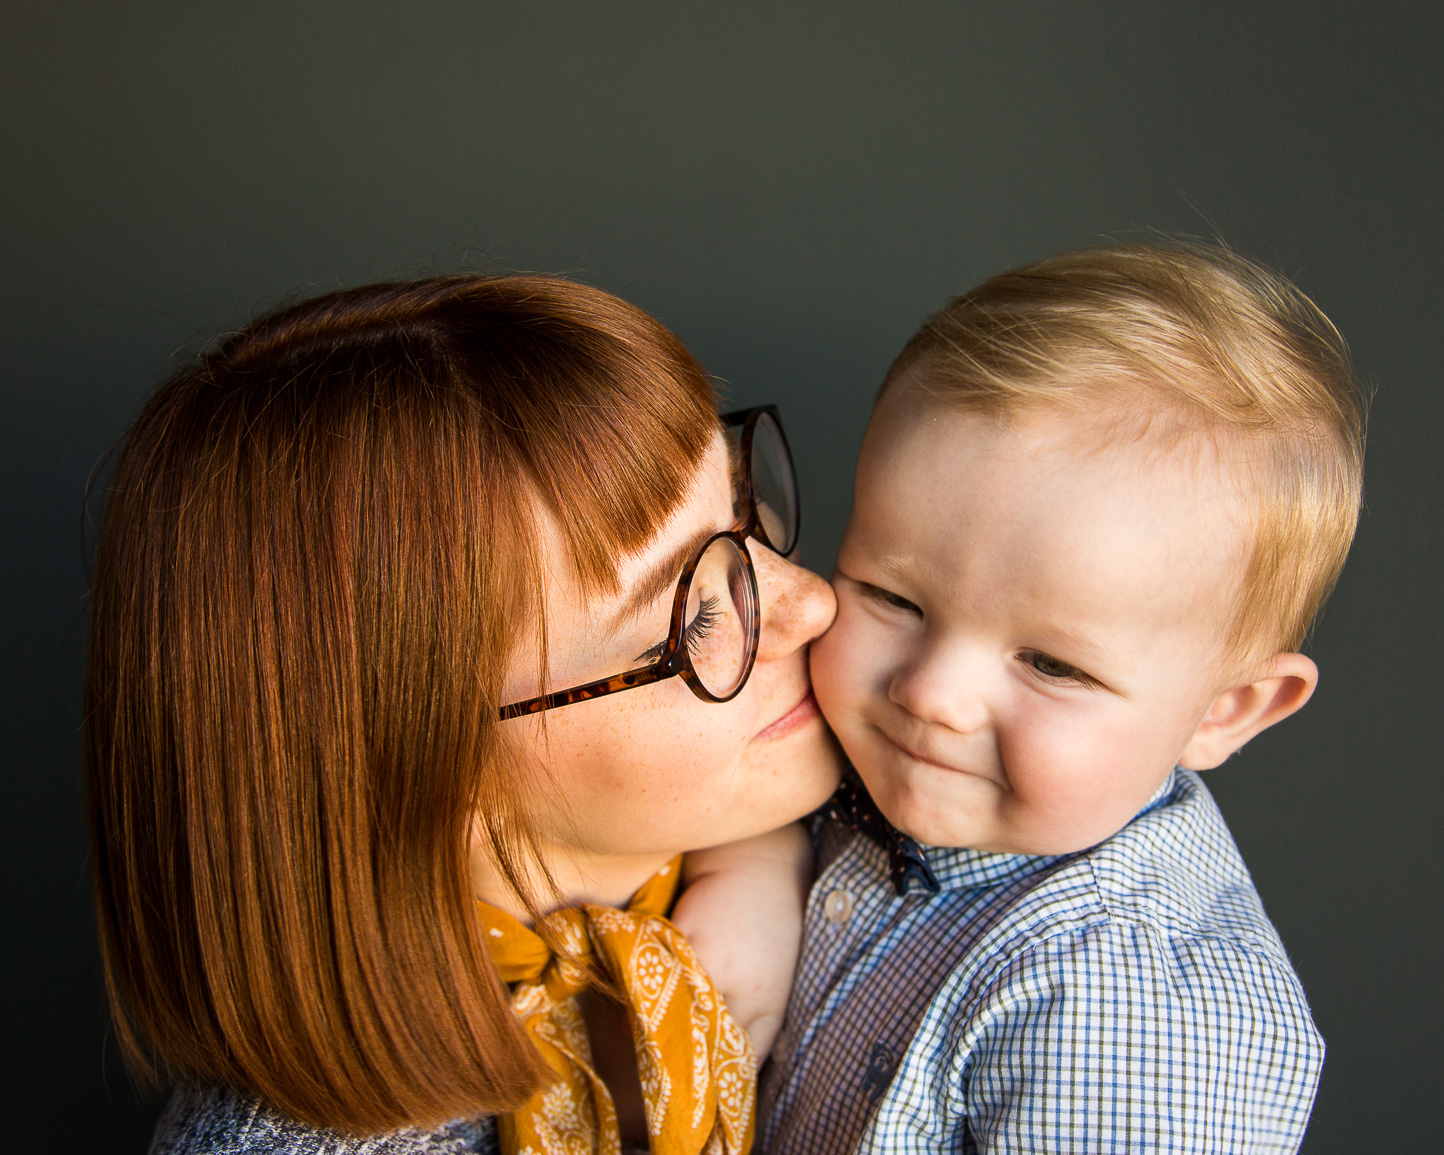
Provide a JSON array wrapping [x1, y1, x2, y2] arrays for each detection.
[[470, 841, 676, 922]]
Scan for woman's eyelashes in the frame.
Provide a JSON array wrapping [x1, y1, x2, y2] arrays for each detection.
[[637, 596, 722, 665], [683, 597, 722, 653], [1020, 650, 1098, 687]]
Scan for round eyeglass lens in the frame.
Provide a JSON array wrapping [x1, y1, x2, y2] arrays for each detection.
[[683, 535, 758, 699], [750, 412, 799, 554]]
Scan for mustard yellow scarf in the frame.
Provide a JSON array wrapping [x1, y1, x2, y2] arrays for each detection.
[[478, 860, 756, 1155]]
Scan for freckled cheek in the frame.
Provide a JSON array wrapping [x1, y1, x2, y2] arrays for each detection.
[[542, 697, 673, 798], [614, 696, 751, 798]]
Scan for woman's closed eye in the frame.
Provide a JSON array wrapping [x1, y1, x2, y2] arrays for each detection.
[[638, 596, 722, 665], [1020, 650, 1098, 687]]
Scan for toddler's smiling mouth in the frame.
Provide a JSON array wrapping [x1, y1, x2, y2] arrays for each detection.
[[877, 728, 971, 776], [871, 730, 1009, 802]]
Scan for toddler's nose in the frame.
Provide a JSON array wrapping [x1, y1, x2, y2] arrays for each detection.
[[887, 648, 988, 736]]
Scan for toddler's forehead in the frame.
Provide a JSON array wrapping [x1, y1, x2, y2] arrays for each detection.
[[866, 385, 1254, 499], [854, 389, 1254, 652]]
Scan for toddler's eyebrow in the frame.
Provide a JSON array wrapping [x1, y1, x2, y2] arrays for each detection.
[[870, 552, 920, 582]]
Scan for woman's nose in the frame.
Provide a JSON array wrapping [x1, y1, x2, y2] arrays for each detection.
[[752, 544, 836, 660], [887, 648, 988, 736]]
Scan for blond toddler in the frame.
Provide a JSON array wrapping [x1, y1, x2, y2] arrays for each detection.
[[756, 242, 1364, 1153]]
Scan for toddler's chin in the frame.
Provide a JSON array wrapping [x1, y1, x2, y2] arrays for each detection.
[[887, 808, 970, 849], [853, 763, 955, 847]]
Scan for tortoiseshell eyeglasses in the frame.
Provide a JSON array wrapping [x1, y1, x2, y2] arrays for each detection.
[[499, 406, 799, 720]]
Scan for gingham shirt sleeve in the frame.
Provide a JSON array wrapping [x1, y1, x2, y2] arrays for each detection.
[[861, 918, 1325, 1154]]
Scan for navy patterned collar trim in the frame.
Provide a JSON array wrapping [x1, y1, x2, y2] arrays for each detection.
[[819, 773, 941, 897]]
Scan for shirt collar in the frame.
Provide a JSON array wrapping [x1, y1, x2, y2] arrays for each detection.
[[825, 767, 1180, 896]]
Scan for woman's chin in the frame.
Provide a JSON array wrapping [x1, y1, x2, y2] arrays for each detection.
[[770, 712, 845, 817], [808, 721, 847, 800]]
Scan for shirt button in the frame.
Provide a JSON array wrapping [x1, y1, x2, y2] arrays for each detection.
[[823, 888, 854, 924]]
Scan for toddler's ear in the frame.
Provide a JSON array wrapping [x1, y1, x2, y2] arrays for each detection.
[[1178, 652, 1318, 771]]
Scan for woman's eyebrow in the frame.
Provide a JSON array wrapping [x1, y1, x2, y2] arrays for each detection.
[[612, 525, 719, 629]]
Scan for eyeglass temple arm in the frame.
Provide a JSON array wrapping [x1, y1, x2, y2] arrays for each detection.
[[497, 662, 675, 721]]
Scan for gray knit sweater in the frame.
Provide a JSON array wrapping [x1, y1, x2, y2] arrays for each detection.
[[149, 1085, 500, 1155]]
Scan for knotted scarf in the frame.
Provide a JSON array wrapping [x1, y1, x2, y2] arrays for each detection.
[[478, 859, 756, 1155]]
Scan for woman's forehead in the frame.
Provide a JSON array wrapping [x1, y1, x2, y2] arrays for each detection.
[[612, 434, 734, 595], [539, 431, 733, 633]]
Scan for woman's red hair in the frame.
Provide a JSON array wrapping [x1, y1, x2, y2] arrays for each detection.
[[85, 275, 718, 1131]]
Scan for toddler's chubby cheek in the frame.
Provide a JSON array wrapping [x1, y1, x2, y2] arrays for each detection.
[[807, 613, 847, 712], [807, 609, 873, 747]]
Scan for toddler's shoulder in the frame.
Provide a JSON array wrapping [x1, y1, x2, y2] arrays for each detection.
[[907, 769, 1305, 1009], [915, 772, 1318, 1068], [1077, 769, 1291, 962]]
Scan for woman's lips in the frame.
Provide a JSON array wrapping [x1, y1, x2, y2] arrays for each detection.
[[756, 689, 821, 741]]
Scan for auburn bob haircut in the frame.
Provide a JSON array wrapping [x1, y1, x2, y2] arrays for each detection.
[[883, 241, 1367, 660], [85, 275, 719, 1132]]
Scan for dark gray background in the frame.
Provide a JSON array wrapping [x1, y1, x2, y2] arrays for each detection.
[[3, 3, 1438, 1150]]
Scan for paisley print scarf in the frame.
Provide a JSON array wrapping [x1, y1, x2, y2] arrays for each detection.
[[479, 860, 756, 1155]]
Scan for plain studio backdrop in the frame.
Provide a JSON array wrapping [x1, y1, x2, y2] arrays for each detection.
[[2, 4, 1439, 1151]]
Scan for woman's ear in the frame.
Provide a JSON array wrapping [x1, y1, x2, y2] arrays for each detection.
[[1179, 652, 1319, 771]]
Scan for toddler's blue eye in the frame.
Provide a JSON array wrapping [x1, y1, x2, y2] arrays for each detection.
[[1026, 651, 1082, 680]]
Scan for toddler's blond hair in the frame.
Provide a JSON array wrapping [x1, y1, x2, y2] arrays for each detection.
[[883, 241, 1366, 660]]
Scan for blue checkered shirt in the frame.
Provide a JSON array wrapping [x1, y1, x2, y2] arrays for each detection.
[[758, 769, 1323, 1153]]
